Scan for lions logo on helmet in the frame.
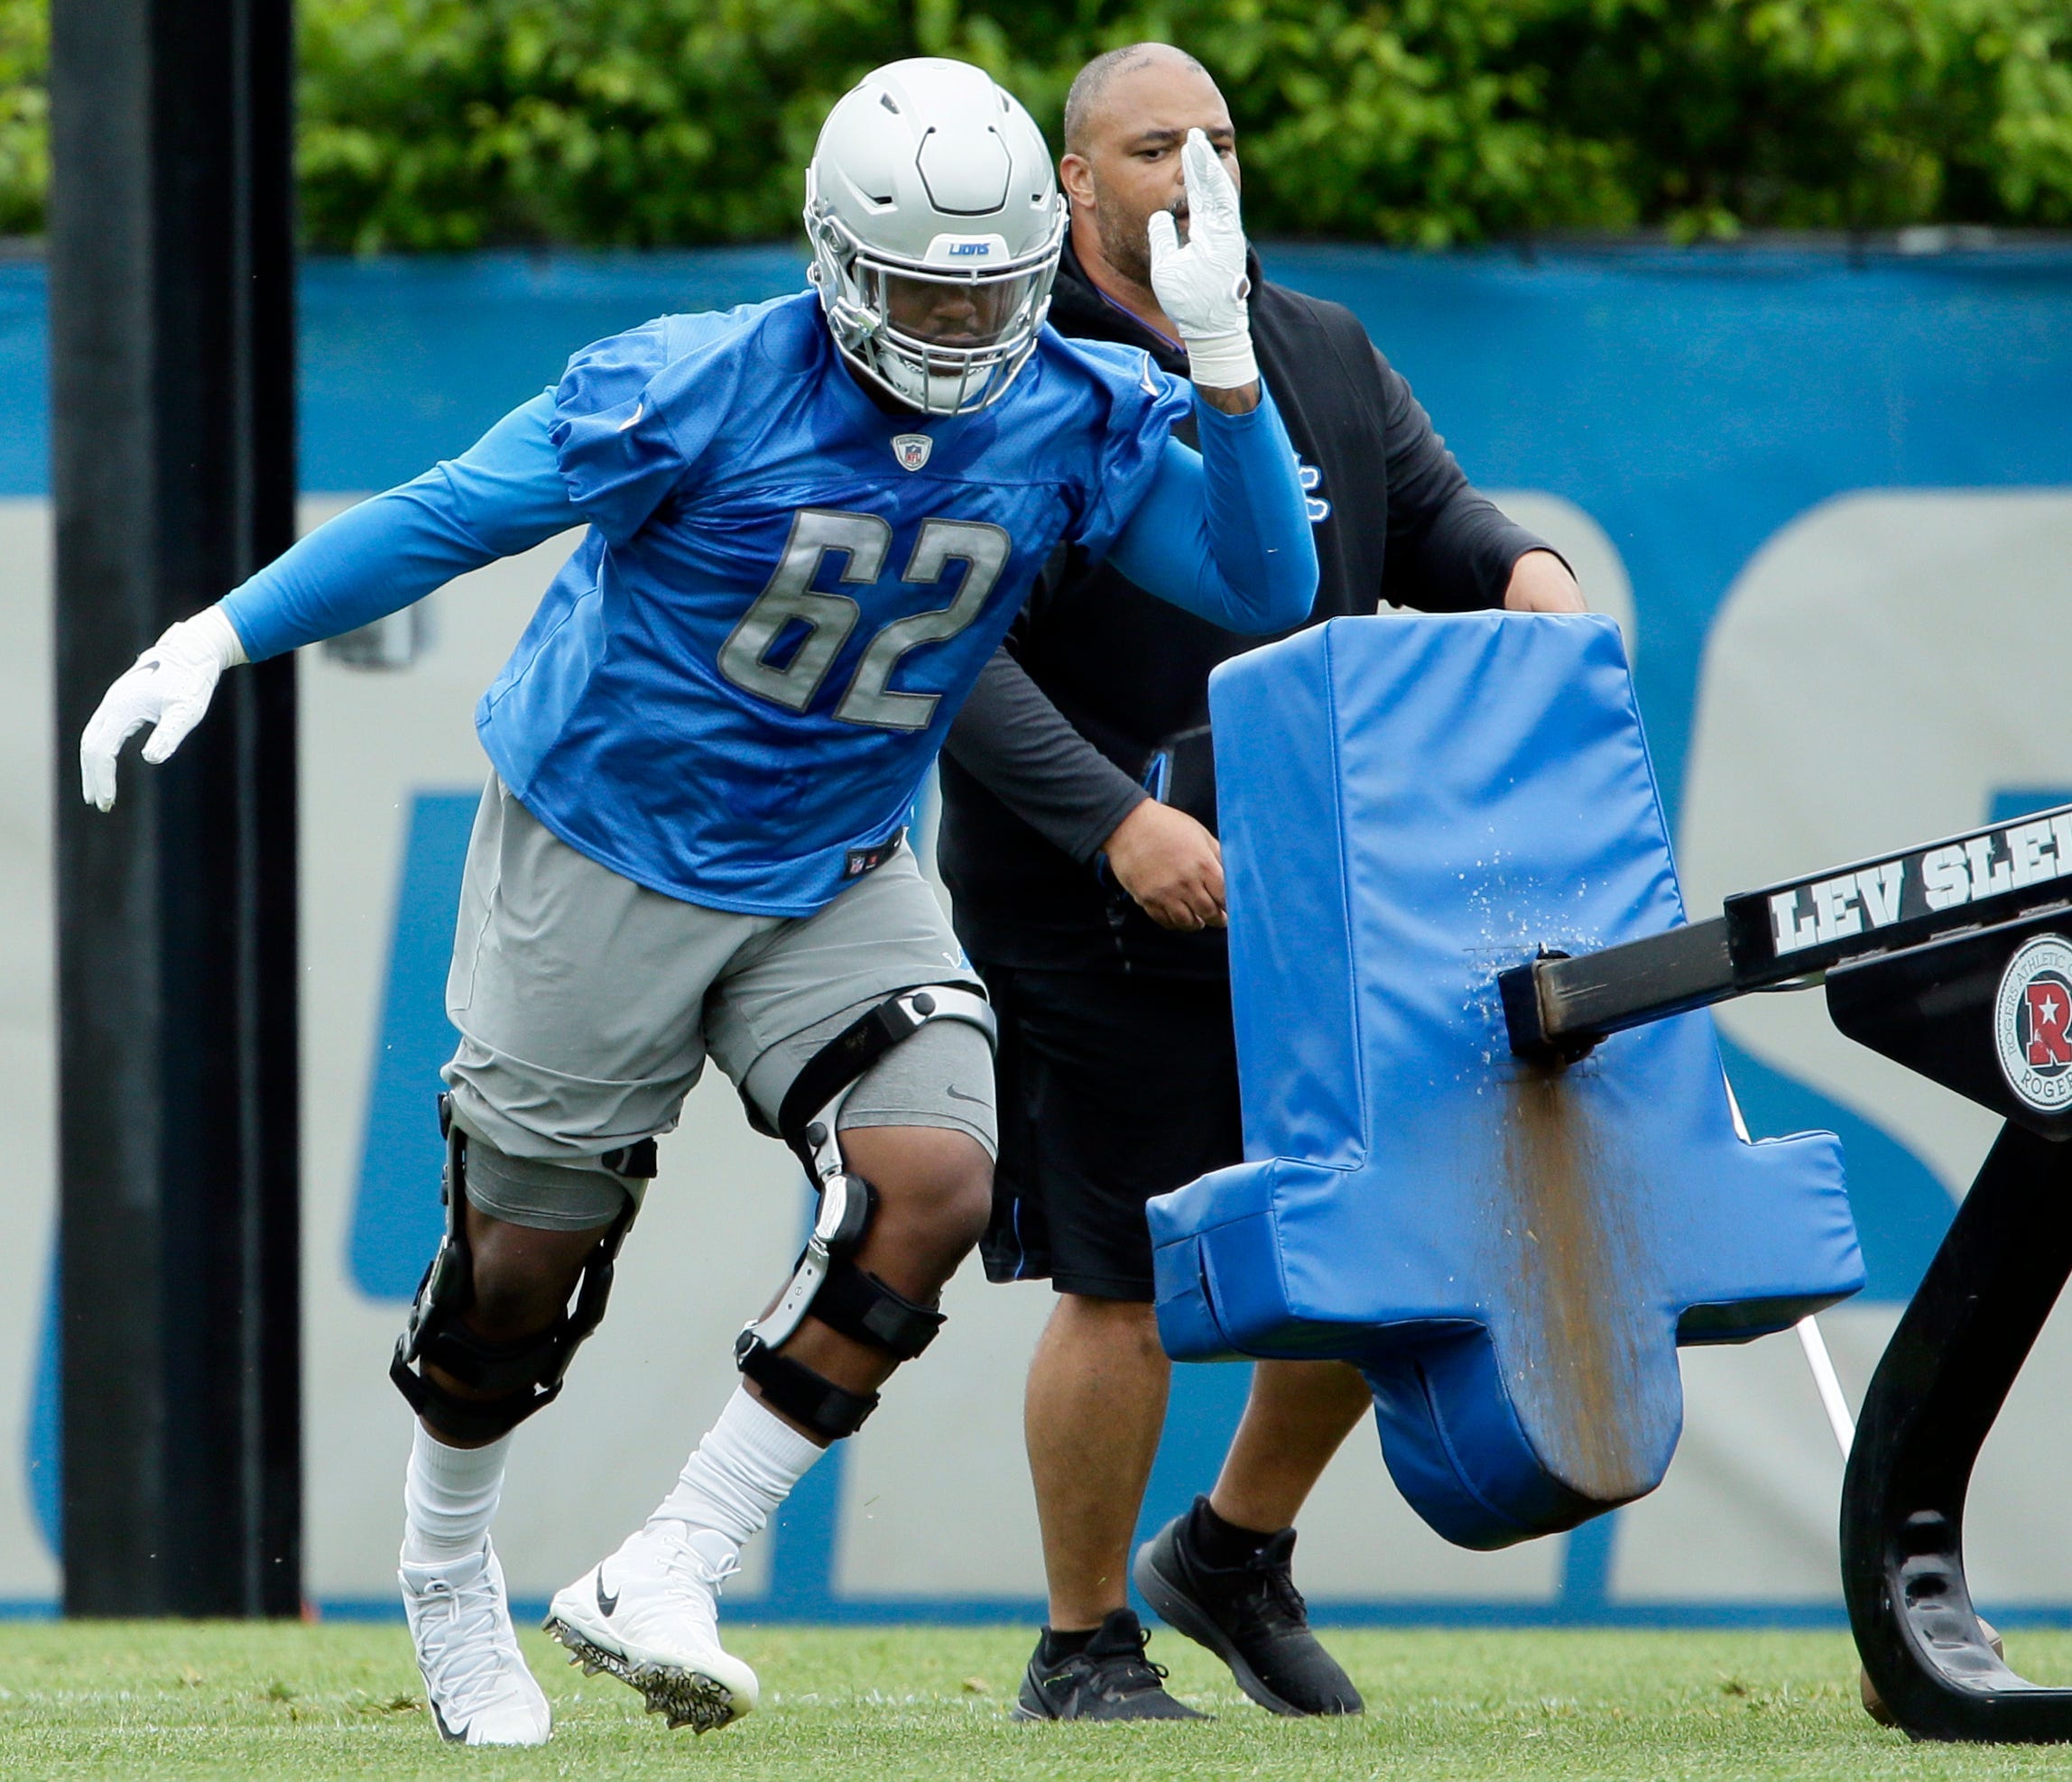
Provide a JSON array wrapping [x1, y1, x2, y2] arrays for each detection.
[[805, 59, 1068, 417]]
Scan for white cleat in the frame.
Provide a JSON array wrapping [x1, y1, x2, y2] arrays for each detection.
[[544, 1520, 759, 1733], [400, 1539, 551, 1747]]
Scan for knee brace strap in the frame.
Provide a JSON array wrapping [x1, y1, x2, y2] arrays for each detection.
[[811, 1257, 944, 1361], [734, 1170, 943, 1364], [393, 1324, 569, 1445], [776, 983, 996, 1180], [391, 1098, 635, 1443], [739, 1168, 874, 1363], [735, 1340, 879, 1440]]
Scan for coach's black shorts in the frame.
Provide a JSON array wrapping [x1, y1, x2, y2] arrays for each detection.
[[976, 963, 1242, 1302]]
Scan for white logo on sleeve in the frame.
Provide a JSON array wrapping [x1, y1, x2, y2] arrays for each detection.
[[893, 433, 932, 472], [1296, 452, 1330, 524]]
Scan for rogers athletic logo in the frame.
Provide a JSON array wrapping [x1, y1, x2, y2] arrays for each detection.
[[1994, 935, 2072, 1113]]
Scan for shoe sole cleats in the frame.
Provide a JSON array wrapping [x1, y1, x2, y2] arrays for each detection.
[[542, 1616, 747, 1733]]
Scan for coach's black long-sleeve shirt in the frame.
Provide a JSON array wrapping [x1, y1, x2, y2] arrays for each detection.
[[939, 235, 1551, 978]]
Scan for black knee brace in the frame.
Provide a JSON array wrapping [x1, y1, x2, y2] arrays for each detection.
[[734, 985, 994, 1441], [391, 1096, 646, 1444]]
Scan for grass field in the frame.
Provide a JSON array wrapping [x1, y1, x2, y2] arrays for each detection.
[[6, 1621, 2072, 1779]]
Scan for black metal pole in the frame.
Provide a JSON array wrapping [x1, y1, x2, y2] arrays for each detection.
[[49, 0, 301, 1616]]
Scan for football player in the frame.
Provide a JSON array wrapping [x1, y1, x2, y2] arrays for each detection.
[[77, 59, 1315, 1748]]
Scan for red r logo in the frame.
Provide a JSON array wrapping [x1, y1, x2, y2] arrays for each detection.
[[2027, 978, 2072, 1067]]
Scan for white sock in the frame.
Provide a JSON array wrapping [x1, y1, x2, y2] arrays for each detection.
[[651, 1388, 823, 1551], [402, 1423, 512, 1565]]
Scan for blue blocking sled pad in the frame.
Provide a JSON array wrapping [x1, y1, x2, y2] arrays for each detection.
[[1147, 614, 1864, 1549]]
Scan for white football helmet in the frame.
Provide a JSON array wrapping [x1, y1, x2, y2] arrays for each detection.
[[806, 59, 1067, 417]]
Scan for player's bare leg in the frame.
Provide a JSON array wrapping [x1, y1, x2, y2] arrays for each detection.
[[1133, 1358, 1372, 1716], [446, 1214, 616, 1366], [547, 1124, 993, 1732], [762, 1124, 994, 1407], [399, 1204, 612, 1748]]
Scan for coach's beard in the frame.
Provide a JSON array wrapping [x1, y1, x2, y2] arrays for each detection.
[[1102, 196, 1189, 293]]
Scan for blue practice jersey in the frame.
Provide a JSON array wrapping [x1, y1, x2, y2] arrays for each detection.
[[477, 292, 1191, 914], [219, 290, 1315, 918]]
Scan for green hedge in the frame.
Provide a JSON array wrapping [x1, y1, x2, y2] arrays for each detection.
[[2, 0, 2069, 245], [0, 0, 44, 237]]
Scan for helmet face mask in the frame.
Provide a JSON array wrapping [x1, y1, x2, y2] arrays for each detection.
[[807, 196, 1066, 415], [806, 60, 1068, 418]]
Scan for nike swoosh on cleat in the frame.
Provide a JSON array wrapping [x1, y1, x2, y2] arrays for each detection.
[[596, 1568, 620, 1617]]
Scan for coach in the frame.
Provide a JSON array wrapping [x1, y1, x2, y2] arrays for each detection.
[[939, 43, 1586, 1722]]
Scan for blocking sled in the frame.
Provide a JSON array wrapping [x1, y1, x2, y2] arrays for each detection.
[[1501, 692, 2072, 1740], [1147, 613, 1863, 1549]]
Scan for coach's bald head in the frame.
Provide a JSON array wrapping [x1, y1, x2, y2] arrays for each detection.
[[1059, 43, 1238, 326], [1062, 42, 1211, 157]]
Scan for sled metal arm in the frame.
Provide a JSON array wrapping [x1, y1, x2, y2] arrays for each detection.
[[1500, 800, 2072, 1065]]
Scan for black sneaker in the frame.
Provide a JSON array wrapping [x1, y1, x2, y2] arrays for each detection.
[[1133, 1500, 1364, 1716], [1013, 1607, 1208, 1722]]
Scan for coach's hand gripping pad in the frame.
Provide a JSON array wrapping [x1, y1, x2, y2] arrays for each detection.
[[1147, 614, 1863, 1548]]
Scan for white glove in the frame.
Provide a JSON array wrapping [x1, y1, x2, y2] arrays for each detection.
[[1146, 128, 1256, 391], [79, 606, 247, 810]]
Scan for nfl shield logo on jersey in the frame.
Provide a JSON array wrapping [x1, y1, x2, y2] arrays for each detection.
[[892, 433, 932, 472]]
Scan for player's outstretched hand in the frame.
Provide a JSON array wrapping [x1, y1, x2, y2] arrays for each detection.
[[79, 606, 246, 810], [1147, 128, 1256, 392], [1105, 799, 1226, 933]]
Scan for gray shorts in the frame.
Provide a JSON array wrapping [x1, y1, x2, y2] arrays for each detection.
[[440, 778, 995, 1231]]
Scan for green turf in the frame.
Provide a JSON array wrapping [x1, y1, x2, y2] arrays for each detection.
[[5, 1621, 2072, 1779]]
